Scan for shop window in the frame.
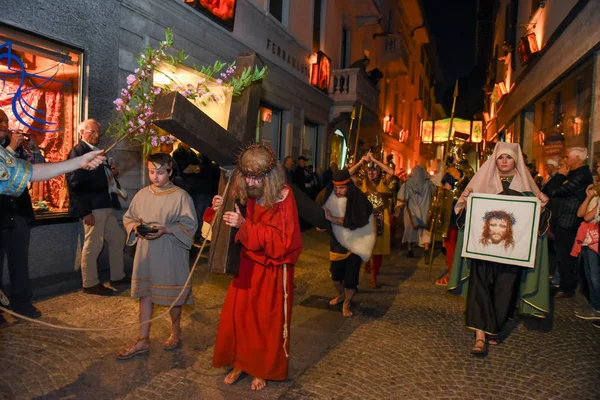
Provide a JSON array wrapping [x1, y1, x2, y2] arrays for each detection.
[[0, 25, 83, 219]]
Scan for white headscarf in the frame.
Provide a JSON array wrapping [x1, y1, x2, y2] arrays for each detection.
[[455, 142, 540, 213]]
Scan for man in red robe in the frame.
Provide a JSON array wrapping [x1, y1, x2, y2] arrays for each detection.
[[210, 143, 302, 391]]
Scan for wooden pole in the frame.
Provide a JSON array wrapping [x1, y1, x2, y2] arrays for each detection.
[[429, 80, 459, 279], [352, 104, 364, 163]]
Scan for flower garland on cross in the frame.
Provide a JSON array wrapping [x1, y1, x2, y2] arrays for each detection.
[[105, 28, 267, 155]]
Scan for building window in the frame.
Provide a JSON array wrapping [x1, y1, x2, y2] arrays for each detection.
[[269, 0, 284, 23], [0, 24, 83, 218], [341, 27, 351, 69], [256, 104, 282, 157], [312, 0, 322, 53]]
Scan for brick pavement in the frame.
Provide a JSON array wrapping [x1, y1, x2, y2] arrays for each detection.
[[0, 230, 598, 400]]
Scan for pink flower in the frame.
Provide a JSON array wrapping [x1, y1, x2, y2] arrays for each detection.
[[138, 118, 146, 126], [126, 74, 136, 85], [134, 68, 140, 74], [216, 79, 222, 85], [153, 87, 162, 95], [151, 135, 159, 147], [113, 98, 124, 107]]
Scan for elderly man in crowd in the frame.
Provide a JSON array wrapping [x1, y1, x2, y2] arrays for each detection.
[[550, 147, 593, 298], [67, 119, 129, 296]]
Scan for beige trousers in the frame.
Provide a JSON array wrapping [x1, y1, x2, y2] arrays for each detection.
[[81, 208, 126, 288]]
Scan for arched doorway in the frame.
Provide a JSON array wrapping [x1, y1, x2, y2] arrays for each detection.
[[329, 129, 347, 169]]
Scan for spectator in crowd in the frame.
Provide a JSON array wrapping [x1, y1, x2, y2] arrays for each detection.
[[172, 142, 211, 241], [67, 119, 128, 296], [283, 156, 295, 184], [293, 156, 312, 193], [571, 172, 600, 323], [542, 156, 562, 288], [550, 147, 593, 298]]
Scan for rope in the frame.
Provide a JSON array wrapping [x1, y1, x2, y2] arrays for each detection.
[[282, 263, 289, 358], [0, 168, 234, 332]]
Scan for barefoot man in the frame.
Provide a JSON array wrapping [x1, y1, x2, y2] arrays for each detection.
[[212, 144, 302, 391], [317, 169, 375, 316]]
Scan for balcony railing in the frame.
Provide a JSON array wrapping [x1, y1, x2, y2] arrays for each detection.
[[329, 68, 379, 113]]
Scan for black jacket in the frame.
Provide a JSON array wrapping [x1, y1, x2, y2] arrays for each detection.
[[550, 165, 593, 230], [66, 142, 119, 217]]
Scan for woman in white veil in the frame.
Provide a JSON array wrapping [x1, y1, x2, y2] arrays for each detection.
[[447, 142, 550, 356]]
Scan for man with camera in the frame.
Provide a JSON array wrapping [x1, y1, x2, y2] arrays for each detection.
[[67, 119, 128, 296]]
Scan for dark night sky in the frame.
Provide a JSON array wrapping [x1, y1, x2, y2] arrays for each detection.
[[421, 0, 478, 93]]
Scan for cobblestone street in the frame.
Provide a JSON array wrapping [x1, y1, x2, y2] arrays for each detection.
[[0, 230, 598, 400]]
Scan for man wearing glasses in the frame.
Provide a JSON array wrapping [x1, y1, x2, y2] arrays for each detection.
[[67, 119, 128, 296]]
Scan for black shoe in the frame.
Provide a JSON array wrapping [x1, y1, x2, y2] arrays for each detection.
[[83, 284, 115, 296], [12, 303, 42, 319], [407, 250, 414, 258], [110, 276, 132, 286]]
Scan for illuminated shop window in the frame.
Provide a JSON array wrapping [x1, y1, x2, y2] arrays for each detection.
[[0, 25, 83, 217]]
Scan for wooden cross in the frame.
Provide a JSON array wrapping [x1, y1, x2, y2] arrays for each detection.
[[153, 52, 326, 274]]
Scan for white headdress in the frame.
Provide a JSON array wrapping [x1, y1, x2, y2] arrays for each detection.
[[455, 142, 540, 213]]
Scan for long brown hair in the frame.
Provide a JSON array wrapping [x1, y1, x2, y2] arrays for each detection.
[[232, 145, 286, 209], [479, 210, 515, 250]]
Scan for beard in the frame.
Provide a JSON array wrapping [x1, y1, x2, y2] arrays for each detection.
[[246, 182, 264, 198]]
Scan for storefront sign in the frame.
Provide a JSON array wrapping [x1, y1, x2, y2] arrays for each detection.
[[184, 0, 238, 31], [266, 38, 310, 79]]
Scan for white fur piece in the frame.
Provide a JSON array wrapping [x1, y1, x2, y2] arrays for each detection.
[[324, 194, 376, 262]]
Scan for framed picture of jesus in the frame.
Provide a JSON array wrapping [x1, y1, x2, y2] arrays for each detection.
[[461, 193, 541, 268]]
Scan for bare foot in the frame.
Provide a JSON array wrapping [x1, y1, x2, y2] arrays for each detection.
[[251, 377, 267, 391], [328, 295, 344, 306], [342, 302, 353, 317], [224, 368, 243, 385]]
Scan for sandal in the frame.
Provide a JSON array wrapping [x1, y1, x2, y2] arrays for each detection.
[[470, 339, 487, 356], [435, 276, 449, 286], [117, 337, 150, 360], [164, 333, 181, 351]]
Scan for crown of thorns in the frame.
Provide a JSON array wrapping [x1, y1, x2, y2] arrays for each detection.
[[236, 143, 278, 178], [483, 210, 516, 225]]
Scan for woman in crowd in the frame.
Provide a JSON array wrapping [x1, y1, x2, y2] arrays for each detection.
[[447, 142, 550, 356]]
